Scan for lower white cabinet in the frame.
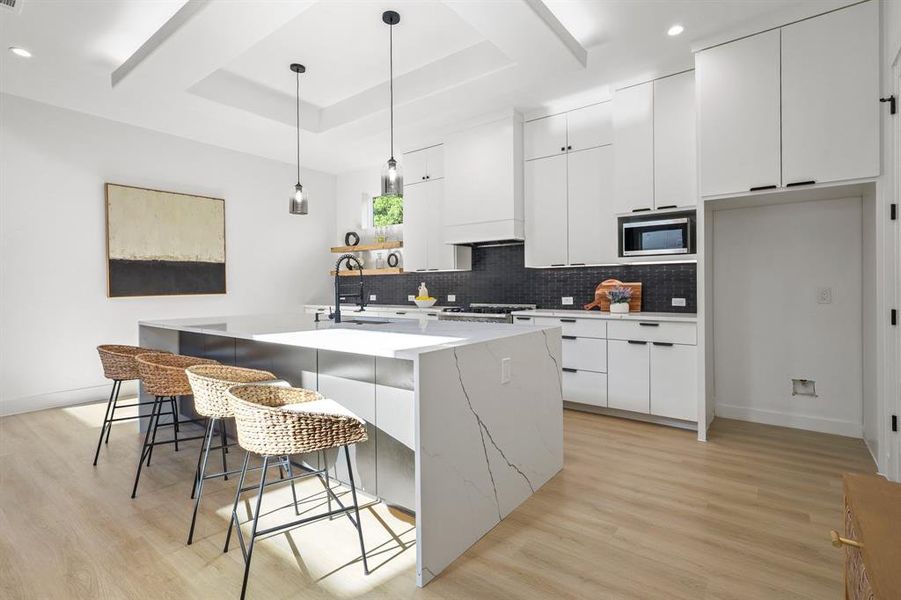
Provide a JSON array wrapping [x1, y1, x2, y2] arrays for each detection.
[[561, 336, 607, 372], [607, 340, 650, 413], [649, 342, 697, 421], [562, 369, 607, 407]]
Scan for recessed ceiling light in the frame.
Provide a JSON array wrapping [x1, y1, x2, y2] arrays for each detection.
[[667, 24, 684, 37], [9, 46, 32, 58]]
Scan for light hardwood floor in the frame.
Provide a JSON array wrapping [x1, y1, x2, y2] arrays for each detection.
[[0, 402, 874, 599]]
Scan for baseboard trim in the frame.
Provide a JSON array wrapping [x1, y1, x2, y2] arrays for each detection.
[[564, 401, 698, 432], [715, 403, 862, 438], [1, 381, 138, 417]]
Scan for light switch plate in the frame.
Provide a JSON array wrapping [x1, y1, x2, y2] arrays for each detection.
[[407, 294, 415, 302], [369, 294, 377, 302], [501, 358, 511, 384], [447, 294, 456, 302], [671, 297, 686, 307], [562, 297, 574, 305], [817, 287, 832, 304]]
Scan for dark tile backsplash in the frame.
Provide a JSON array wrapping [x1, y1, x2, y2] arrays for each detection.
[[348, 244, 696, 312]]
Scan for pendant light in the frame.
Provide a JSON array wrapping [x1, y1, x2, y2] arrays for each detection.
[[380, 10, 403, 197], [289, 63, 308, 215]]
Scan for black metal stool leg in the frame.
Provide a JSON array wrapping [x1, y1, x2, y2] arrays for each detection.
[[224, 451, 251, 553], [191, 419, 207, 500], [170, 396, 180, 452], [344, 445, 369, 575], [219, 420, 229, 481], [187, 417, 216, 545], [92, 380, 119, 465], [104, 379, 121, 445], [240, 456, 270, 600], [131, 395, 162, 499], [284, 457, 300, 516], [146, 396, 168, 467], [321, 449, 332, 518]]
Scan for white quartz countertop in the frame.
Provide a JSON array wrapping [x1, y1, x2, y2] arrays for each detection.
[[510, 309, 697, 323], [140, 312, 559, 359], [306, 303, 451, 315]]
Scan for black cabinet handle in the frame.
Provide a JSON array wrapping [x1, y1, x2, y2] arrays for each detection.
[[562, 335, 577, 340], [426, 175, 430, 180], [560, 318, 577, 323], [550, 263, 565, 267], [657, 205, 678, 210], [749, 184, 778, 192], [560, 146, 565, 152], [515, 316, 531, 321], [786, 180, 816, 187], [567, 145, 572, 150], [627, 340, 648, 345], [395, 311, 407, 315], [639, 322, 660, 327], [632, 208, 652, 212], [652, 342, 674, 347], [562, 368, 578, 373], [570, 262, 586, 266]]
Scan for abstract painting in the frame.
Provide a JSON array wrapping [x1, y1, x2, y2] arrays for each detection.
[[105, 183, 226, 297]]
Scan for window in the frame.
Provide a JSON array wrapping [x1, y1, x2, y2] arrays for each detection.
[[371, 195, 403, 226]]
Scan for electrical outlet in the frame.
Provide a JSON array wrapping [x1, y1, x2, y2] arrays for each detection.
[[817, 287, 832, 304], [671, 297, 686, 307], [369, 294, 377, 302], [447, 294, 456, 302], [407, 294, 415, 302], [562, 297, 574, 305], [501, 358, 512, 384]]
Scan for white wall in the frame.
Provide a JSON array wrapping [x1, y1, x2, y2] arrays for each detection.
[[0, 94, 336, 415], [712, 197, 864, 437]]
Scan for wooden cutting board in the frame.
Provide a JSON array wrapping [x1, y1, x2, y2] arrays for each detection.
[[583, 279, 642, 312]]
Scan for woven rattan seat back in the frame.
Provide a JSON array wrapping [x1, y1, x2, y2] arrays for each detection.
[[135, 353, 219, 397], [186, 365, 278, 419], [97, 345, 171, 381], [227, 385, 367, 456]]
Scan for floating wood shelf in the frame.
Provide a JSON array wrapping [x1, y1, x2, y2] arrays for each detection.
[[329, 267, 403, 277], [330, 241, 403, 253]]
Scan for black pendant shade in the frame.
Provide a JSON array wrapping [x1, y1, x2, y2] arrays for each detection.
[[380, 10, 403, 197], [289, 62, 308, 215]]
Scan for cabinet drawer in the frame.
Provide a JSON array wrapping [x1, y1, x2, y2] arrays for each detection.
[[562, 336, 606, 372], [607, 320, 696, 345], [534, 317, 607, 339], [562, 369, 607, 407], [512, 316, 535, 326]]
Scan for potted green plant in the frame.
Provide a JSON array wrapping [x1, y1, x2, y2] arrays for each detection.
[[606, 285, 633, 314]]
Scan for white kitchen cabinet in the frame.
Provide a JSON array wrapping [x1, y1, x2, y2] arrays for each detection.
[[403, 144, 444, 185], [696, 30, 781, 197], [524, 113, 567, 161], [654, 72, 697, 208], [404, 179, 470, 272], [562, 369, 607, 407], [562, 336, 607, 373], [402, 181, 429, 272], [607, 340, 650, 413], [650, 342, 697, 421], [567, 146, 616, 265], [613, 82, 654, 213], [444, 113, 523, 243], [524, 154, 568, 267], [781, 0, 878, 186], [566, 102, 613, 153]]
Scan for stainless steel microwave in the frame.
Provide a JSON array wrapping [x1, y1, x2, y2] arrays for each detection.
[[618, 211, 696, 257]]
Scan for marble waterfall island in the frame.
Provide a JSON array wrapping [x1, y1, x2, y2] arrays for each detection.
[[138, 313, 564, 586]]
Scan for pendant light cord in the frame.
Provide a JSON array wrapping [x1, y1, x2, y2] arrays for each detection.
[[389, 23, 394, 160], [295, 70, 301, 184]]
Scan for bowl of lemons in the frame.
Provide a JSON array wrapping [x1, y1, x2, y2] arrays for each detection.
[[414, 296, 437, 308]]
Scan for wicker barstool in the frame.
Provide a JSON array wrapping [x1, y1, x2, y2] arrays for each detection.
[[130, 352, 219, 498], [184, 365, 289, 546], [224, 385, 370, 600], [93, 345, 172, 466]]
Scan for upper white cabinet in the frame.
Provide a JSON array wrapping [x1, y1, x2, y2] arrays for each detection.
[[404, 144, 444, 184], [697, 1, 879, 197], [404, 179, 471, 272], [524, 102, 612, 161], [524, 113, 567, 161], [697, 30, 781, 197], [613, 82, 655, 213], [654, 72, 697, 209], [524, 154, 568, 267], [568, 146, 616, 265], [781, 1, 879, 186], [444, 113, 524, 244]]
